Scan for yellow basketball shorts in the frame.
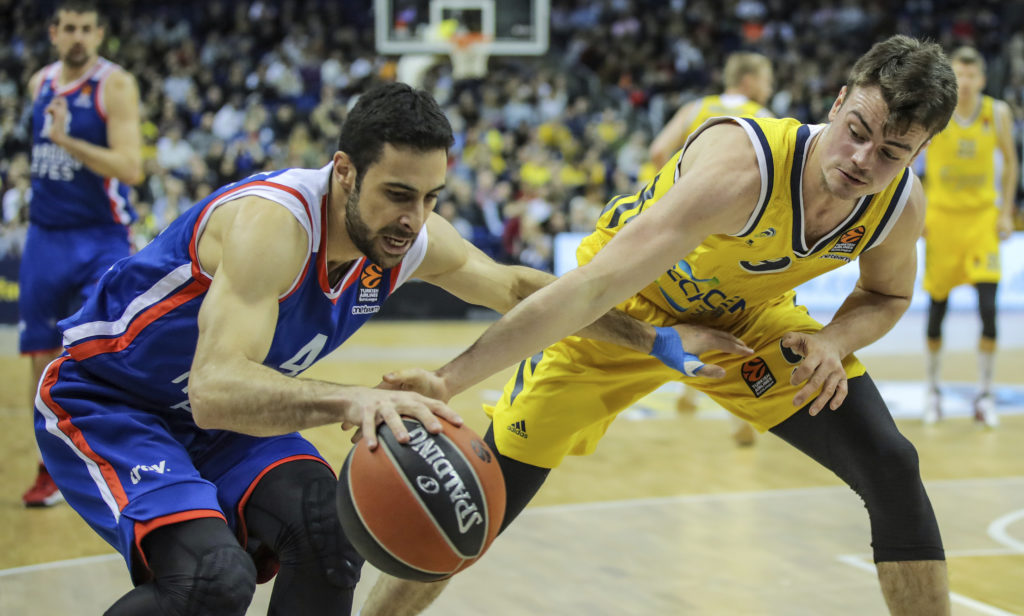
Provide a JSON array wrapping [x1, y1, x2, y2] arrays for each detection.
[[923, 206, 1001, 300], [486, 294, 866, 468]]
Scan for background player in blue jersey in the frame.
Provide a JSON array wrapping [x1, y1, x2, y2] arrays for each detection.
[[36, 82, 744, 615], [19, 0, 143, 507]]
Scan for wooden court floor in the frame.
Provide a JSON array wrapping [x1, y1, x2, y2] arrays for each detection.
[[1, 320, 1022, 615]]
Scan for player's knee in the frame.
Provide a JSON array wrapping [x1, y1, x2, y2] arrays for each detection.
[[185, 543, 257, 616], [926, 297, 948, 340], [863, 436, 921, 502], [977, 283, 997, 339], [300, 473, 363, 588]]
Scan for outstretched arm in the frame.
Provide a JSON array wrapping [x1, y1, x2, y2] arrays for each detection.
[[420, 123, 760, 398], [414, 209, 752, 379], [188, 197, 460, 449]]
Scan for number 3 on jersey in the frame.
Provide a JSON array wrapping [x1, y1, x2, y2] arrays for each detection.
[[279, 334, 328, 376]]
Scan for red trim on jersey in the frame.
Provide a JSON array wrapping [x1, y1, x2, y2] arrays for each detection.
[[39, 356, 130, 510], [94, 71, 107, 121], [103, 178, 122, 223], [389, 263, 402, 290], [67, 280, 208, 360], [133, 509, 226, 572], [52, 59, 106, 98], [233, 455, 332, 549], [188, 180, 314, 284]]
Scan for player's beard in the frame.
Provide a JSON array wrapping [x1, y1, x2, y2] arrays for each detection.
[[344, 184, 413, 269], [62, 44, 91, 69]]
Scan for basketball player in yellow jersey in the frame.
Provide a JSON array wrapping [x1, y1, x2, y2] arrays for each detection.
[[649, 51, 774, 169], [649, 52, 774, 445], [921, 46, 1018, 428], [363, 36, 957, 615]]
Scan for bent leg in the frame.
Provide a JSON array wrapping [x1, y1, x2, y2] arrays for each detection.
[[244, 459, 364, 615], [106, 517, 256, 616], [770, 375, 948, 614]]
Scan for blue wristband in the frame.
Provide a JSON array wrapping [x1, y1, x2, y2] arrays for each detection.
[[650, 327, 705, 377]]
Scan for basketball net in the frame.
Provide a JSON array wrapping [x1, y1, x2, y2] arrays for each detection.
[[449, 32, 491, 80]]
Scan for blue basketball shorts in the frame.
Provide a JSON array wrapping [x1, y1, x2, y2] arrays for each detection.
[[19, 223, 131, 354], [33, 355, 330, 573]]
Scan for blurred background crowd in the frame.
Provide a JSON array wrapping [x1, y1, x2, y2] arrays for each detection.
[[2, 0, 1023, 270]]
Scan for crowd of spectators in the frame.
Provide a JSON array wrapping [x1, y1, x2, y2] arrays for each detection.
[[2, 0, 1024, 270]]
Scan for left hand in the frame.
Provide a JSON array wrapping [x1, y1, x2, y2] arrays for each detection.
[[998, 212, 1015, 241], [781, 331, 849, 415], [44, 96, 69, 146]]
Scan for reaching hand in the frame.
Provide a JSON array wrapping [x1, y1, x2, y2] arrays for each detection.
[[339, 387, 463, 450], [379, 368, 453, 402], [650, 324, 754, 378], [998, 213, 1015, 241], [781, 331, 848, 415]]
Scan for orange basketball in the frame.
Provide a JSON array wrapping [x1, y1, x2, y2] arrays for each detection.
[[336, 418, 506, 582]]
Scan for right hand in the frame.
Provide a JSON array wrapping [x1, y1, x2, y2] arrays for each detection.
[[340, 386, 463, 450]]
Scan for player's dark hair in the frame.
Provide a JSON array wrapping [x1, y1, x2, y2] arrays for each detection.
[[53, 0, 104, 25], [846, 35, 957, 136], [337, 82, 454, 182]]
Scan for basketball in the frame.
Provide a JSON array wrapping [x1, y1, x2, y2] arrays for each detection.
[[336, 418, 506, 582]]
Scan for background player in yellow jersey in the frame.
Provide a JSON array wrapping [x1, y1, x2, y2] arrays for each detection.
[[921, 46, 1018, 427], [648, 51, 774, 169], [649, 51, 774, 445], [363, 36, 958, 615]]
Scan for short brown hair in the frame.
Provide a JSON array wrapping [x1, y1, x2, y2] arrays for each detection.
[[53, 1, 104, 25], [846, 35, 957, 136], [950, 46, 986, 72], [723, 52, 771, 89]]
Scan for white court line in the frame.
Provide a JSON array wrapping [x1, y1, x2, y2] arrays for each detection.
[[0, 552, 120, 578], [989, 509, 1024, 552], [837, 554, 1021, 616], [4, 477, 1023, 582]]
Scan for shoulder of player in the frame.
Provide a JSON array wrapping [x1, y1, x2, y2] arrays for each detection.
[[27, 68, 46, 101], [416, 213, 467, 277], [213, 195, 310, 249], [683, 121, 762, 177], [100, 66, 139, 95], [990, 98, 1014, 126]]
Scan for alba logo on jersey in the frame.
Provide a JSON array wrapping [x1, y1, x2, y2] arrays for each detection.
[[741, 357, 777, 398], [831, 225, 865, 254]]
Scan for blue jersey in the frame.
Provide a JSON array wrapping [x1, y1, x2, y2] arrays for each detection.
[[58, 164, 427, 414], [29, 58, 135, 228]]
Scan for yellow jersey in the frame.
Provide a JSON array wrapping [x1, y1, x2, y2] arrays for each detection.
[[923, 95, 998, 211], [577, 117, 915, 329], [683, 94, 771, 140]]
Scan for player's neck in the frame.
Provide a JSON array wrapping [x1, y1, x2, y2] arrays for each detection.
[[953, 94, 980, 123], [323, 181, 362, 278], [58, 56, 99, 86]]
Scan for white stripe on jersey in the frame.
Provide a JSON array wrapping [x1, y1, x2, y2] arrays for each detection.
[[394, 226, 429, 288], [63, 263, 193, 346], [35, 363, 121, 522], [106, 178, 132, 224]]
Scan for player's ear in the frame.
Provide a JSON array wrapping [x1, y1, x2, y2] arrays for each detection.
[[332, 151, 358, 192], [827, 86, 848, 122]]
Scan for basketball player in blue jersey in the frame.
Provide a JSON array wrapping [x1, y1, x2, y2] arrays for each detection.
[[36, 82, 745, 615], [19, 0, 143, 507], [367, 36, 960, 615]]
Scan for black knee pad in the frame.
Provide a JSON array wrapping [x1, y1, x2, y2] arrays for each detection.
[[926, 297, 948, 340], [246, 460, 363, 589], [977, 283, 997, 339], [186, 543, 257, 616], [303, 473, 364, 588]]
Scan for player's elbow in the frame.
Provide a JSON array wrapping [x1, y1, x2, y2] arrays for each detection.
[[120, 160, 144, 186], [188, 375, 222, 430]]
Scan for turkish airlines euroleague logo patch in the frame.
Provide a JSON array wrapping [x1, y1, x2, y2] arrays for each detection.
[[741, 357, 777, 398], [358, 264, 383, 304], [361, 265, 383, 288], [831, 225, 865, 254]]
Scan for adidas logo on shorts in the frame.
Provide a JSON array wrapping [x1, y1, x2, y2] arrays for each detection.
[[507, 420, 528, 438]]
